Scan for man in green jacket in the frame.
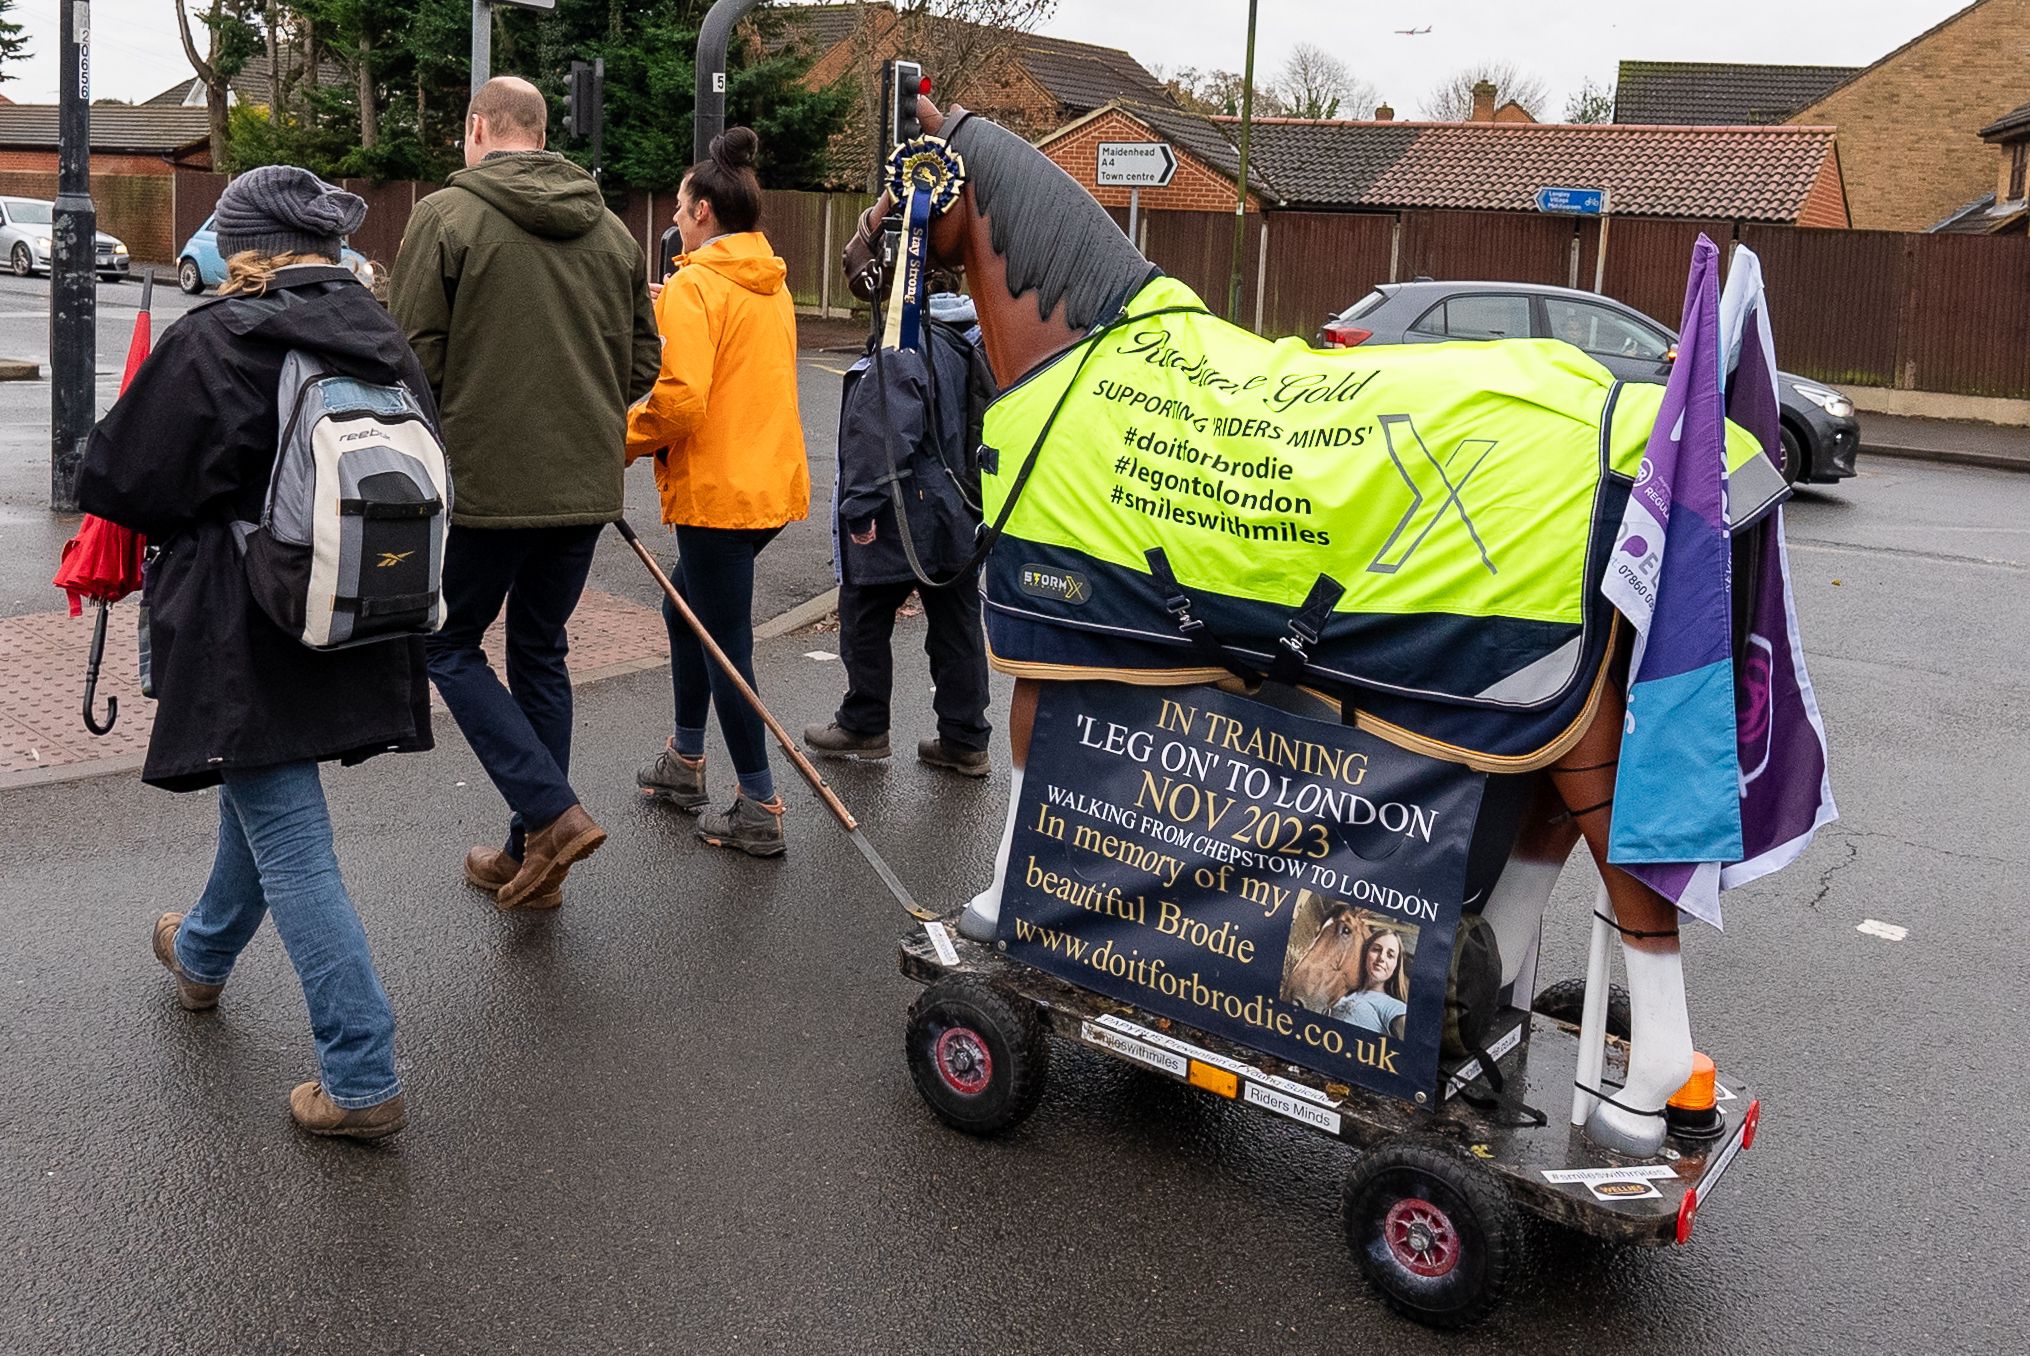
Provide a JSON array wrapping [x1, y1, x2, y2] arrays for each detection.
[[390, 76, 660, 912]]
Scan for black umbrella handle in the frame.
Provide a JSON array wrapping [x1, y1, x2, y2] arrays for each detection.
[[82, 600, 118, 736]]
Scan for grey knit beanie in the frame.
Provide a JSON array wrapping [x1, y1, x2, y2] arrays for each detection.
[[215, 165, 368, 261]]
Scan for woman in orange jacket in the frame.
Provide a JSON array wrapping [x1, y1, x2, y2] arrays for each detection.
[[628, 127, 810, 857]]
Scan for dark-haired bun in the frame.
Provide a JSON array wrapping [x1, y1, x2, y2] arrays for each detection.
[[711, 126, 760, 170]]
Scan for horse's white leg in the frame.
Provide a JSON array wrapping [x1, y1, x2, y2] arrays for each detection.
[[957, 761, 1024, 942], [1479, 784, 1581, 987], [1550, 683, 1695, 1158]]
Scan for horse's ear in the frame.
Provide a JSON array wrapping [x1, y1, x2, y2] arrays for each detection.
[[917, 94, 947, 135]]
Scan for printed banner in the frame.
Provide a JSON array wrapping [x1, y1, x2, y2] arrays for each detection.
[[997, 681, 1487, 1103]]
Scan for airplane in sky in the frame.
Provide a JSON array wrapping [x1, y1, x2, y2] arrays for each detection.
[[1395, 26, 1432, 35]]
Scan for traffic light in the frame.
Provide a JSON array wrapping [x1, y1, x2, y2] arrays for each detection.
[[563, 60, 594, 140]]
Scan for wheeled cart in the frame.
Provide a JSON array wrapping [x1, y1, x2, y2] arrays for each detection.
[[899, 922, 1760, 1329]]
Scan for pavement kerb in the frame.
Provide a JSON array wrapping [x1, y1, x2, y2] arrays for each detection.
[[1862, 443, 2030, 475], [0, 588, 842, 795]]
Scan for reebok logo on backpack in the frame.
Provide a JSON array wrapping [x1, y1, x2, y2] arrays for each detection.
[[237, 351, 451, 649]]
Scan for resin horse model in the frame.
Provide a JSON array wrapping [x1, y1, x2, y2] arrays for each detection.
[[846, 98, 1703, 1156]]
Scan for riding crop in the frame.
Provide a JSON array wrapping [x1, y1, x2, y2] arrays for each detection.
[[612, 517, 939, 922]]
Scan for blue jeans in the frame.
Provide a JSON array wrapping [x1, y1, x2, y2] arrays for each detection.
[[174, 762, 400, 1109], [426, 524, 600, 857], [664, 525, 781, 781]]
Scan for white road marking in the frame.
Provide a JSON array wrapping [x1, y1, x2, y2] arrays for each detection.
[[1857, 919, 1908, 941]]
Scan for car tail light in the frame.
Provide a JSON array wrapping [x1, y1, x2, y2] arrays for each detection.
[[1321, 323, 1372, 348]]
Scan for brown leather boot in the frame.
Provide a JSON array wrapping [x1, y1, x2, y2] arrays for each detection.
[[288, 1081, 408, 1141], [463, 846, 562, 911], [496, 804, 606, 908], [152, 912, 224, 1011]]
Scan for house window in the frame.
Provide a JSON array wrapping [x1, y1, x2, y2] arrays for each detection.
[[2011, 143, 2027, 203]]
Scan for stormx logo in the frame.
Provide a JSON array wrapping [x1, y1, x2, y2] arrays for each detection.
[[1020, 565, 1091, 605]]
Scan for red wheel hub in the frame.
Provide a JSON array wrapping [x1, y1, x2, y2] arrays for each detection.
[[933, 1026, 992, 1096], [1383, 1197, 1462, 1278]]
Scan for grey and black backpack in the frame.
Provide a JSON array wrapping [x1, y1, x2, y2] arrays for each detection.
[[236, 352, 450, 649]]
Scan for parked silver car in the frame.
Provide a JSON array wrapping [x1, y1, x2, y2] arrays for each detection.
[[0, 196, 131, 280]]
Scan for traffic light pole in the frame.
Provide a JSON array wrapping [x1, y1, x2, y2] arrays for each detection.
[[51, 0, 95, 513], [694, 0, 764, 163]]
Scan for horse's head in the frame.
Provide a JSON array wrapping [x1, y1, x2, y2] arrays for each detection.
[[842, 96, 1158, 389], [1284, 904, 1375, 1013]]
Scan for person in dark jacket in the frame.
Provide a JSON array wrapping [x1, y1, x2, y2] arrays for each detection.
[[76, 166, 432, 1142], [804, 296, 993, 775], [390, 76, 660, 910]]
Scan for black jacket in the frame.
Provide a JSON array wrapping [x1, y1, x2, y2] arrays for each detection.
[[76, 266, 436, 791], [835, 320, 992, 587]]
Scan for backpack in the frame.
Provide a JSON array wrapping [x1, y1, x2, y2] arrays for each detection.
[[236, 351, 450, 649]]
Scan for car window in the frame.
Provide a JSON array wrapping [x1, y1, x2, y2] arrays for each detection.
[[1416, 294, 1533, 341], [200, 215, 215, 233], [1341, 289, 1388, 322], [8, 202, 51, 225], [1544, 298, 1671, 361]]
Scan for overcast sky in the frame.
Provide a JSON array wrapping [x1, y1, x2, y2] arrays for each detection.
[[0, 1, 1978, 114]]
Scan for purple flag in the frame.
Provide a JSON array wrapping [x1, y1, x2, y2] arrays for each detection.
[[1716, 245, 1837, 891]]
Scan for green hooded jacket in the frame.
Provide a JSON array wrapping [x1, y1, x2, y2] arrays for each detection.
[[390, 151, 661, 528]]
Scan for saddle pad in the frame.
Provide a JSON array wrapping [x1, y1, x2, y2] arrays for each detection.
[[980, 278, 1779, 712]]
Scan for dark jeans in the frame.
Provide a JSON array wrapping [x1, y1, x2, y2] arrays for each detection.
[[665, 525, 780, 778], [837, 568, 991, 752], [425, 523, 600, 857]]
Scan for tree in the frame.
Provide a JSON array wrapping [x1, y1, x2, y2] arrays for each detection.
[[1271, 43, 1374, 121], [0, 0, 29, 82], [1564, 77, 1615, 124], [1155, 65, 1284, 119], [1420, 62, 1550, 121], [175, 0, 264, 169]]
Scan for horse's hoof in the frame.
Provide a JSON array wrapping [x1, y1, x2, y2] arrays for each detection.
[[1584, 1104, 1669, 1158], [956, 906, 998, 943]]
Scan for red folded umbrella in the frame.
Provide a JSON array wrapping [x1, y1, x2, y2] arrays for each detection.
[[51, 272, 155, 734]]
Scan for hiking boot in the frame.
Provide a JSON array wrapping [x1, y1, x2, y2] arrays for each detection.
[[152, 912, 223, 1011], [804, 721, 892, 761], [696, 792, 787, 858], [919, 736, 990, 778], [463, 846, 561, 911], [497, 804, 605, 909], [288, 1081, 408, 1142], [638, 740, 710, 812]]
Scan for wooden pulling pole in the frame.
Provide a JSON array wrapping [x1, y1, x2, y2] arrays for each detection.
[[613, 518, 938, 921]]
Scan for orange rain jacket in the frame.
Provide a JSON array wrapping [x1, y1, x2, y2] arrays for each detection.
[[626, 231, 810, 529]]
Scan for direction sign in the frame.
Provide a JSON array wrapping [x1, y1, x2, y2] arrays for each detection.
[[1098, 142, 1177, 188], [1535, 186, 1607, 216]]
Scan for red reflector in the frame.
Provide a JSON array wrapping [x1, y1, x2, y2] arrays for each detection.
[[1741, 1098, 1761, 1151], [1675, 1187, 1699, 1245]]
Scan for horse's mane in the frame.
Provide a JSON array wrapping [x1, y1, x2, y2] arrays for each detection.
[[950, 115, 1161, 333]]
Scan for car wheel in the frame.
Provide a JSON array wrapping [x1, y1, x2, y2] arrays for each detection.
[[10, 243, 32, 277], [177, 258, 205, 295], [1779, 423, 1805, 486]]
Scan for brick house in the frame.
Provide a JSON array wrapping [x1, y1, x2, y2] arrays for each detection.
[[0, 106, 212, 175], [1934, 101, 2030, 233], [1037, 101, 1849, 227], [1789, 0, 2030, 231]]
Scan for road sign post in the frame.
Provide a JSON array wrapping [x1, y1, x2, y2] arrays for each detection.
[[469, 0, 558, 97], [1096, 141, 1176, 251], [1535, 185, 1612, 296], [50, 0, 94, 513]]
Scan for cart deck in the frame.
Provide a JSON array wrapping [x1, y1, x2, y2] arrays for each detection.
[[900, 920, 1758, 1249]]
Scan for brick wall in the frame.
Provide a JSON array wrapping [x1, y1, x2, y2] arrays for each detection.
[[1794, 0, 2030, 230], [0, 151, 177, 176], [1796, 151, 1852, 228], [1042, 108, 1259, 214]]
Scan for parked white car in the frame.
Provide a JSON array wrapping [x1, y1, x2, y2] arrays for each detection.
[[0, 196, 131, 280]]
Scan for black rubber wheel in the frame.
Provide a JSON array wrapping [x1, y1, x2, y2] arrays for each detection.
[[1343, 1140, 1521, 1329], [177, 258, 205, 295], [1532, 977, 1633, 1041], [1778, 423, 1805, 485], [11, 243, 32, 277], [904, 977, 1049, 1135]]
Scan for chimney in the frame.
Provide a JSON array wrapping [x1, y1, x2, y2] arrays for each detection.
[[1470, 80, 1496, 122], [1374, 102, 1394, 121]]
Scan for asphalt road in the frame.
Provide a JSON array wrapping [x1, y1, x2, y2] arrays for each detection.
[[0, 271, 855, 620], [2, 456, 2025, 1353]]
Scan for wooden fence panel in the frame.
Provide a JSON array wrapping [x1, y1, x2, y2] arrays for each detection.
[[1598, 218, 1739, 325], [1141, 209, 1262, 319], [1398, 210, 1575, 287], [1899, 233, 2030, 398], [1259, 211, 1395, 339], [170, 171, 227, 259], [761, 189, 828, 309], [338, 179, 415, 269], [1741, 224, 1906, 389]]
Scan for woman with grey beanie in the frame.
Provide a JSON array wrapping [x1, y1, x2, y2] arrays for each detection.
[[76, 165, 441, 1141]]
